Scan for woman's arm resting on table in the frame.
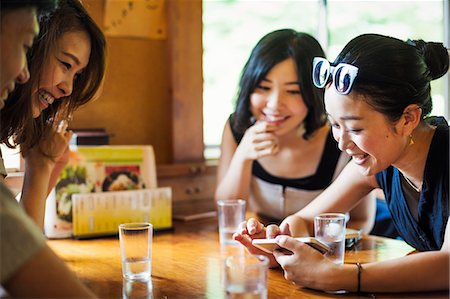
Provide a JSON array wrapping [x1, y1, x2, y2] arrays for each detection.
[[354, 249, 449, 292], [4, 244, 96, 298], [274, 217, 450, 292], [236, 163, 378, 267]]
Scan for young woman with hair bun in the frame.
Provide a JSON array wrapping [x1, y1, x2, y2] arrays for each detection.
[[235, 33, 449, 293]]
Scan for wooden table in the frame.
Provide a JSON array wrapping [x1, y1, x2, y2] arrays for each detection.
[[48, 217, 448, 298]]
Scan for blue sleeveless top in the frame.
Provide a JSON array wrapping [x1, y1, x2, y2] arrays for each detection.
[[375, 117, 449, 251]]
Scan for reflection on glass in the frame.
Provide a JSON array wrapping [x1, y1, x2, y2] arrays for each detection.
[[122, 279, 153, 299]]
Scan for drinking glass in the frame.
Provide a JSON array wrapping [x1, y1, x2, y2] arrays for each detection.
[[224, 255, 268, 299], [119, 223, 153, 281], [314, 213, 346, 264], [217, 199, 246, 245]]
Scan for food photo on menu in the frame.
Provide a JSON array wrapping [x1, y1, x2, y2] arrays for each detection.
[[44, 146, 157, 238]]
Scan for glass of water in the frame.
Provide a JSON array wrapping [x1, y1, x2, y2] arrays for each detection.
[[119, 222, 152, 281], [224, 255, 269, 299], [314, 213, 346, 265], [217, 199, 246, 245]]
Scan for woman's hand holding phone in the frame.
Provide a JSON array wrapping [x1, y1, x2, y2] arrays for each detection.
[[233, 218, 291, 268]]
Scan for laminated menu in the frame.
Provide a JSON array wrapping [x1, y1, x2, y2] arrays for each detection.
[[71, 187, 172, 238], [44, 145, 171, 238]]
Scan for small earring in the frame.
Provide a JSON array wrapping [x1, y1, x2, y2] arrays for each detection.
[[297, 122, 306, 138], [250, 116, 256, 124], [409, 134, 414, 145]]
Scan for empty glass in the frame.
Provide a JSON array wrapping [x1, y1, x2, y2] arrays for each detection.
[[119, 223, 153, 281]]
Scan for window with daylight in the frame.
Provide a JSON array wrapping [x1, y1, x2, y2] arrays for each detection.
[[203, 0, 448, 160]]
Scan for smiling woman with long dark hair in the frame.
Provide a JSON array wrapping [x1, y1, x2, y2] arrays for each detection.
[[234, 33, 449, 293], [1, 0, 106, 153], [216, 29, 376, 233]]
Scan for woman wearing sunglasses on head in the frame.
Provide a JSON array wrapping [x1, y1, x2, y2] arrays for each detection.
[[234, 33, 449, 293], [216, 29, 377, 235]]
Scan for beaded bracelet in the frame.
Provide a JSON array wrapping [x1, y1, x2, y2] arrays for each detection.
[[356, 262, 363, 293]]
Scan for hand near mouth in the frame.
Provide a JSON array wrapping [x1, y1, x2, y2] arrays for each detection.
[[256, 118, 280, 132], [21, 119, 75, 225], [27, 119, 73, 166], [236, 120, 280, 161]]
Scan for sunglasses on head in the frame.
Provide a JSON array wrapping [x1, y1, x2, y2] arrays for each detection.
[[312, 57, 359, 95], [313, 57, 419, 96]]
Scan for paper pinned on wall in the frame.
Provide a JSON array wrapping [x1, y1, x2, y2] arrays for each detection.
[[104, 0, 166, 40]]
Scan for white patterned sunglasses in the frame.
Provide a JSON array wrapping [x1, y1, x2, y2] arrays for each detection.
[[312, 57, 359, 95]]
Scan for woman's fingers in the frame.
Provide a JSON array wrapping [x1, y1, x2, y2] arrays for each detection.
[[252, 120, 278, 133], [247, 218, 264, 235], [233, 232, 252, 247], [37, 121, 73, 161], [237, 220, 248, 235], [64, 130, 74, 142], [57, 119, 68, 133], [240, 121, 280, 160], [280, 222, 292, 236], [56, 119, 73, 141], [252, 137, 278, 159], [233, 232, 279, 267], [266, 224, 281, 238], [276, 236, 301, 252], [253, 139, 276, 151]]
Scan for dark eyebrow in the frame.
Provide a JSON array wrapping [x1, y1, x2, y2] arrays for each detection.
[[326, 113, 362, 121], [261, 79, 300, 86], [62, 51, 80, 66], [340, 116, 363, 121]]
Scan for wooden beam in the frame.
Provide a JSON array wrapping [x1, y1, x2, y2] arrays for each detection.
[[167, 0, 204, 163]]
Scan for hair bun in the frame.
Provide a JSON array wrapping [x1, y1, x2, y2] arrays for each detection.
[[412, 39, 449, 80]]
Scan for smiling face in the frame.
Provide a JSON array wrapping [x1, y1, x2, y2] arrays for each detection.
[[0, 7, 39, 109], [249, 58, 308, 136], [324, 87, 409, 176], [31, 30, 91, 118]]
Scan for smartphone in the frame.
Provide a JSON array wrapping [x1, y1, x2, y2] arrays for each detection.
[[252, 237, 330, 255]]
